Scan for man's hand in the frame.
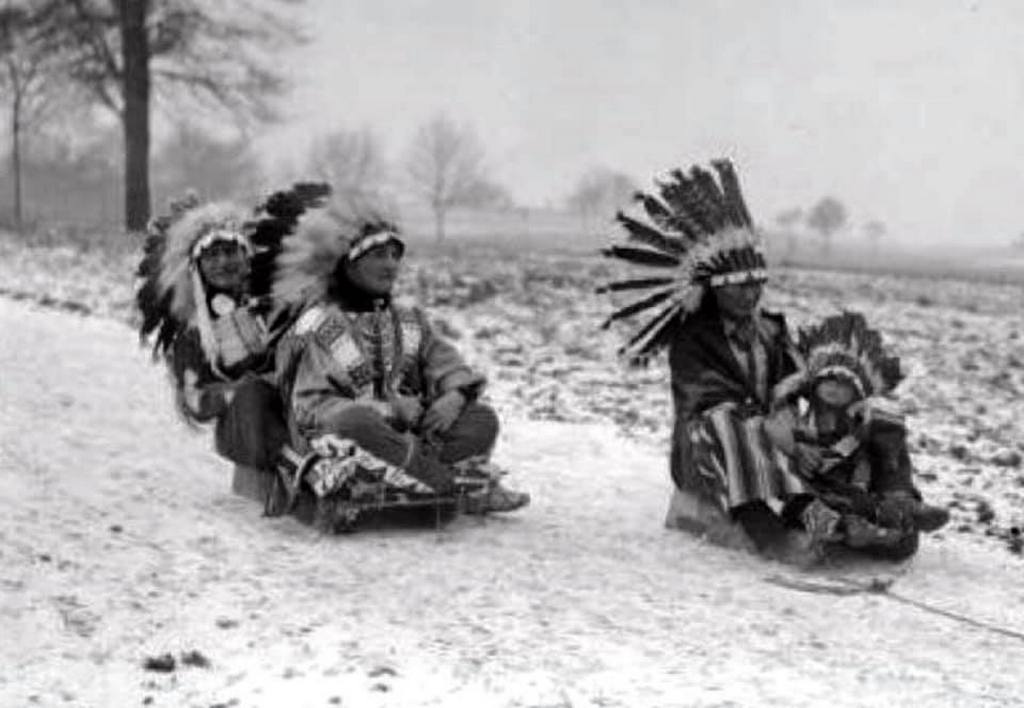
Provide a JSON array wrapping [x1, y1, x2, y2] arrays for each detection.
[[793, 442, 824, 477], [763, 408, 798, 456], [421, 390, 466, 436], [390, 395, 424, 430]]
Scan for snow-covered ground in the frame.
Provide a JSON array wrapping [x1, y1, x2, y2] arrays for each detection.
[[3, 266, 1024, 705]]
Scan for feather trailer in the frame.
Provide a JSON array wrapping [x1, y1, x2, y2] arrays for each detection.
[[600, 287, 678, 329], [600, 245, 681, 268], [595, 276, 675, 294], [248, 182, 333, 299], [615, 211, 687, 255]]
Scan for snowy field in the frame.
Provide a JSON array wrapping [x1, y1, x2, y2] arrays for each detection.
[[2, 236, 1024, 706]]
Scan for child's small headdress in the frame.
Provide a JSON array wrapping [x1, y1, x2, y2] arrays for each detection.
[[777, 311, 904, 402], [598, 158, 767, 363]]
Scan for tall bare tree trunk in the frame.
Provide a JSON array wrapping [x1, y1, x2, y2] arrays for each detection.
[[119, 0, 150, 231], [10, 88, 23, 233]]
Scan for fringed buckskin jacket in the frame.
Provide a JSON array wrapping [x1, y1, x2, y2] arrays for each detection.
[[275, 291, 484, 448], [667, 302, 801, 491]]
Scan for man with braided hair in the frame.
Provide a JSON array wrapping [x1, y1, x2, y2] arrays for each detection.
[[272, 197, 529, 529]]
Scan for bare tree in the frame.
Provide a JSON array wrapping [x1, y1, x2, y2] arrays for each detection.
[[774, 207, 803, 258], [863, 219, 886, 256], [0, 4, 62, 231], [307, 127, 386, 200], [404, 113, 504, 242], [806, 196, 847, 256], [34, 0, 303, 231], [566, 167, 637, 234]]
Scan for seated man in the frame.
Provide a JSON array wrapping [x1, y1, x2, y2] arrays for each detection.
[[135, 185, 327, 477], [769, 312, 949, 559], [599, 159, 945, 564], [271, 199, 529, 526], [598, 159, 831, 563]]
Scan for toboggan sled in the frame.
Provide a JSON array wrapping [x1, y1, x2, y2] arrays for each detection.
[[231, 436, 503, 533]]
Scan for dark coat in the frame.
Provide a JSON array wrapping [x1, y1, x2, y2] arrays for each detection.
[[667, 300, 801, 491]]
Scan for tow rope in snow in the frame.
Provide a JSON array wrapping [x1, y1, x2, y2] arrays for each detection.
[[765, 574, 1024, 643]]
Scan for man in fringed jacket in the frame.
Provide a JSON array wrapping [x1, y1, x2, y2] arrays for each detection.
[[272, 199, 530, 513]]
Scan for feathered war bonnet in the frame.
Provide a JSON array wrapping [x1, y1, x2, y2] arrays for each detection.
[[598, 158, 768, 363], [272, 194, 404, 309], [135, 183, 333, 361], [775, 311, 904, 403], [135, 197, 252, 362]]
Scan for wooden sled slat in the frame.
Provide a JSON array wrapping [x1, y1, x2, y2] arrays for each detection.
[[231, 464, 464, 530]]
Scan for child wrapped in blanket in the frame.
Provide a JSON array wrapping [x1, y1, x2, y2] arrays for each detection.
[[765, 312, 950, 559]]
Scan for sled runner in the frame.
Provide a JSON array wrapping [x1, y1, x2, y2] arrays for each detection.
[[232, 436, 509, 533]]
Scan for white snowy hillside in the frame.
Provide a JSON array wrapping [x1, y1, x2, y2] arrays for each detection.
[[2, 238, 1024, 707]]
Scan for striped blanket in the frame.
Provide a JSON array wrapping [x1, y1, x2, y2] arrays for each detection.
[[688, 403, 807, 513]]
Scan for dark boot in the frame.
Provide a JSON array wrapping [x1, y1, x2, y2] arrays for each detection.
[[843, 514, 905, 548], [404, 442, 458, 495], [464, 483, 531, 514], [877, 491, 950, 533]]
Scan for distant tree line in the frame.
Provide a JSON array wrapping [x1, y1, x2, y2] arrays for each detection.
[[0, 2, 897, 249], [772, 197, 888, 258]]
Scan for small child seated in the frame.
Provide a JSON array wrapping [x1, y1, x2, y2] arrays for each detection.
[[768, 312, 949, 559]]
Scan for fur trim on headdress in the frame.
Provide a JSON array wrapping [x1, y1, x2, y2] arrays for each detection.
[[272, 196, 401, 308], [157, 201, 250, 325], [773, 311, 903, 403], [598, 158, 768, 363]]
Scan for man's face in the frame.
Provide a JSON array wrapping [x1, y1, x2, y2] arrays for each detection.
[[197, 240, 250, 292], [713, 281, 763, 320], [344, 242, 402, 296]]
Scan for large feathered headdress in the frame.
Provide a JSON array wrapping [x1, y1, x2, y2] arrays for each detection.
[[135, 197, 250, 359], [776, 311, 903, 403], [135, 183, 332, 359], [598, 158, 767, 362], [247, 181, 333, 305], [272, 195, 403, 308]]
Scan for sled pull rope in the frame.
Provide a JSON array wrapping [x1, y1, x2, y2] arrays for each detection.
[[880, 587, 1024, 644], [766, 574, 1024, 644]]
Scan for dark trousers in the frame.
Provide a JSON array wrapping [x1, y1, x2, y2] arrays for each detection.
[[317, 401, 500, 492], [215, 377, 289, 469]]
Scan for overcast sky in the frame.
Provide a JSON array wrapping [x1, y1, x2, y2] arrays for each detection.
[[267, 0, 1024, 246]]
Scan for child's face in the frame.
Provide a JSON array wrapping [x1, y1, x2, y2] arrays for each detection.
[[813, 378, 858, 409]]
